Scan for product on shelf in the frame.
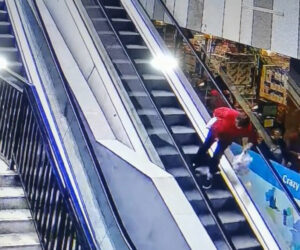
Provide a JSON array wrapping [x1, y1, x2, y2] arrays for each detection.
[[259, 65, 288, 105]]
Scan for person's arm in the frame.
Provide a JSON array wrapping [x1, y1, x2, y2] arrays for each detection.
[[290, 150, 300, 159]]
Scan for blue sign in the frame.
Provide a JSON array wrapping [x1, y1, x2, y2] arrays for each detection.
[[230, 143, 300, 249], [230, 143, 300, 200]]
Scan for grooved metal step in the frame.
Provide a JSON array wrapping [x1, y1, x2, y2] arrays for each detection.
[[0, 233, 41, 250]]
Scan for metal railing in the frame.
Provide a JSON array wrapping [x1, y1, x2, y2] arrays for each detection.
[[0, 69, 94, 250]]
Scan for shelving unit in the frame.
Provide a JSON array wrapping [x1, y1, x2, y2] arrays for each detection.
[[259, 65, 288, 105]]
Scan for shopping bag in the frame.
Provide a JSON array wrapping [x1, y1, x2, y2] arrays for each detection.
[[232, 150, 252, 175]]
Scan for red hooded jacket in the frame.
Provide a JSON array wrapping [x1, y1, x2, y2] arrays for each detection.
[[211, 107, 257, 144]]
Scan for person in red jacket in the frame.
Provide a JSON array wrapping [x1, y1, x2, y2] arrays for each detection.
[[196, 107, 257, 189]]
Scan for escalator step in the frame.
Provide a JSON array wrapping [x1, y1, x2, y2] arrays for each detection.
[[119, 31, 142, 44], [171, 126, 195, 134], [121, 74, 138, 80], [161, 107, 185, 115], [182, 145, 199, 155], [147, 127, 167, 135], [231, 235, 260, 250], [111, 18, 131, 22], [97, 31, 114, 35], [111, 18, 134, 30], [113, 58, 153, 74], [126, 45, 149, 58], [149, 131, 174, 146], [161, 107, 187, 126], [106, 45, 122, 50], [151, 90, 175, 97], [175, 175, 196, 190], [91, 18, 109, 31], [198, 213, 229, 247], [0, 34, 14, 47], [184, 189, 202, 201], [0, 0, 4, 9], [119, 31, 139, 36], [126, 45, 147, 50], [104, 5, 124, 10], [106, 45, 127, 59], [135, 58, 149, 64], [143, 74, 165, 81], [157, 146, 178, 156], [91, 17, 106, 21], [168, 167, 190, 178], [206, 189, 233, 200], [171, 126, 197, 145], [214, 240, 230, 250], [204, 188, 235, 211], [218, 211, 245, 224], [0, 10, 7, 22], [6, 62, 23, 75], [84, 6, 103, 19], [137, 109, 156, 116], [102, 0, 120, 6], [151, 90, 175, 106], [126, 44, 148, 50], [128, 91, 147, 97], [218, 210, 248, 236], [104, 4, 125, 18], [198, 213, 215, 227], [0, 47, 19, 61], [0, 21, 10, 34]]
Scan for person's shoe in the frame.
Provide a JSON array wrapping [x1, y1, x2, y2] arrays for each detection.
[[202, 171, 213, 189], [214, 170, 221, 175]]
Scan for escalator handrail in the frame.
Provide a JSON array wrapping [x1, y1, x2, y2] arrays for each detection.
[[147, 0, 300, 214], [95, 0, 236, 248], [0, 69, 95, 249], [30, 1, 136, 248]]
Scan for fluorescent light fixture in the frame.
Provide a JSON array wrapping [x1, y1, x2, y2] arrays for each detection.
[[0, 57, 7, 70], [151, 54, 178, 71]]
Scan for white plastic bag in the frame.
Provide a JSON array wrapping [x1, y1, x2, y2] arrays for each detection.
[[232, 150, 252, 175]]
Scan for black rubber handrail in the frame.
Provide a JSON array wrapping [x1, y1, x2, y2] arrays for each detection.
[[145, 0, 300, 214], [95, 0, 235, 248]]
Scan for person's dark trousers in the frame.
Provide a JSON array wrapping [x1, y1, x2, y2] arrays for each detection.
[[196, 130, 230, 174]]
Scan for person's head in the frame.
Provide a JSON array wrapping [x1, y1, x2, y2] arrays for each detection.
[[271, 128, 282, 140], [235, 112, 250, 129]]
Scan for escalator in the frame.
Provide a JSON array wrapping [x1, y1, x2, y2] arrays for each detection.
[[0, 1, 41, 249], [81, 0, 262, 249]]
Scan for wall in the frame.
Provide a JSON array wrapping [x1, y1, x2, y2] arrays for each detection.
[[143, 0, 300, 59]]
